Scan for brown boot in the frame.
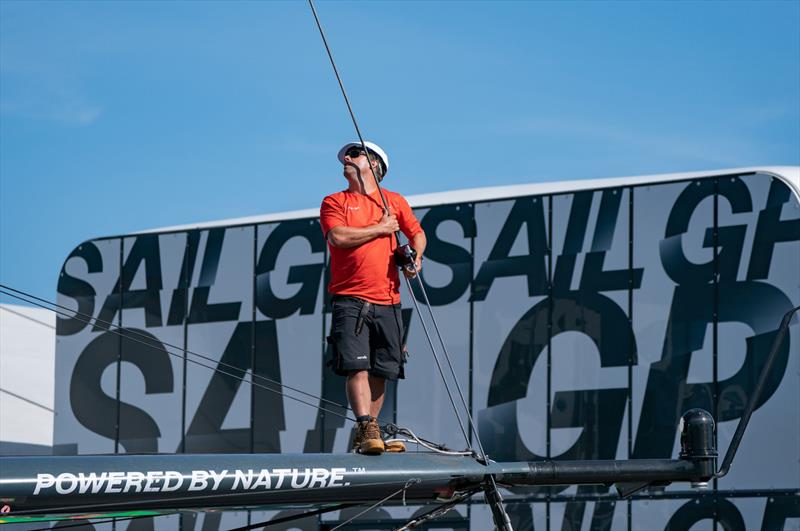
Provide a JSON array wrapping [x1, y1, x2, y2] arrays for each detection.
[[384, 439, 406, 453], [351, 421, 366, 453], [358, 418, 385, 455]]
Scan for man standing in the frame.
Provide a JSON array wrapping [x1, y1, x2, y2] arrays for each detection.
[[320, 141, 426, 455]]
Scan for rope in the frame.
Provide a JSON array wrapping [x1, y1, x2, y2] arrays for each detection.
[[0, 283, 471, 455], [307, 0, 475, 454], [329, 478, 421, 531], [407, 264, 490, 462], [0, 286, 356, 426], [0, 283, 351, 417]]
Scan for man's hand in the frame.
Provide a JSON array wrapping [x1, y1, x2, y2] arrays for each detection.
[[378, 212, 399, 235], [403, 257, 422, 278], [327, 212, 399, 249]]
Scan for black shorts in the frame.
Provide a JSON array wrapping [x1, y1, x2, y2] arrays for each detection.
[[327, 296, 406, 380]]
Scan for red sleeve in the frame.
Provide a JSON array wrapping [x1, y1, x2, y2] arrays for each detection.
[[320, 195, 346, 237], [395, 194, 423, 240]]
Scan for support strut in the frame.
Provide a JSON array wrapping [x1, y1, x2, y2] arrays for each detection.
[[483, 476, 513, 531]]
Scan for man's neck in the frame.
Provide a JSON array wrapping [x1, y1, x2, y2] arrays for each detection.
[[346, 176, 379, 195]]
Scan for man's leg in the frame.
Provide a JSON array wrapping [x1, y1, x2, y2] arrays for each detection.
[[346, 370, 371, 418], [368, 375, 386, 419], [347, 370, 384, 455], [369, 303, 406, 453]]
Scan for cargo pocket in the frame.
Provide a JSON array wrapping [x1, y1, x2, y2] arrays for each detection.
[[326, 334, 346, 376], [398, 345, 409, 380]]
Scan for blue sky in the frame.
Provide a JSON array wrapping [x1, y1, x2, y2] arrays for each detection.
[[1, 0, 798, 303]]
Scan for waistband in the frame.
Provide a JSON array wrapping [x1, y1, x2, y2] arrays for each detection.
[[330, 294, 399, 307]]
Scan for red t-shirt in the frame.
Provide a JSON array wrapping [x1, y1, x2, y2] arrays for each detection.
[[320, 189, 423, 304]]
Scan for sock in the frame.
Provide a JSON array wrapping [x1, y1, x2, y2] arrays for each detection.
[[356, 415, 371, 423]]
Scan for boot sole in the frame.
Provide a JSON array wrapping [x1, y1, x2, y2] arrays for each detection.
[[384, 442, 406, 453], [359, 440, 385, 455]]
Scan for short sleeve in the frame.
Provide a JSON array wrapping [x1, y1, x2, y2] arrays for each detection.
[[395, 194, 423, 240], [320, 195, 346, 237]]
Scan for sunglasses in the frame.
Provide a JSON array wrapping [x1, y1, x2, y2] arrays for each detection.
[[345, 147, 367, 159]]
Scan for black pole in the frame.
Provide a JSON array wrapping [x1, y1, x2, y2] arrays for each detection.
[[715, 306, 799, 478]]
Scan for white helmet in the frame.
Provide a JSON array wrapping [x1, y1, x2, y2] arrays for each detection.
[[337, 141, 389, 176]]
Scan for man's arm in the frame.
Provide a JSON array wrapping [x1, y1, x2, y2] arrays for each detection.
[[327, 212, 399, 248]]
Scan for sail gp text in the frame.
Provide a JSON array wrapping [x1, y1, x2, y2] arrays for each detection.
[[32, 468, 350, 496]]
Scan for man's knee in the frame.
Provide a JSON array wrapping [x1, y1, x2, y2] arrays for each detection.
[[347, 369, 369, 381]]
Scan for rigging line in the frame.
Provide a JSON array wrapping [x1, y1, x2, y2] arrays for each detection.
[[393, 488, 481, 531], [402, 275, 472, 449], [0, 283, 353, 418], [229, 502, 359, 531], [0, 288, 357, 426], [0, 388, 55, 413], [0, 304, 56, 329], [306, 0, 473, 451], [385, 425, 473, 456], [6, 475, 449, 517], [0, 285, 466, 452], [307, 0, 385, 217], [408, 267, 488, 463], [330, 478, 421, 531]]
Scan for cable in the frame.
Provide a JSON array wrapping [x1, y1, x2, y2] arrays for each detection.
[[393, 488, 480, 531], [408, 265, 489, 462], [330, 479, 421, 531], [229, 503, 358, 531], [0, 283, 352, 418], [305, 3, 506, 522], [0, 283, 467, 454], [306, 0, 388, 221], [0, 287, 356, 426], [307, 0, 474, 453]]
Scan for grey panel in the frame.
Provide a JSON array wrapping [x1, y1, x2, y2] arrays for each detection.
[[472, 197, 550, 469], [250, 509, 319, 530], [184, 226, 254, 454], [547, 189, 632, 499], [118, 232, 186, 454], [54, 238, 121, 454], [398, 205, 473, 452], [255, 219, 325, 454], [631, 179, 714, 484], [470, 502, 546, 531], [728, 497, 770, 531], [632, 498, 714, 530], [549, 189, 630, 479], [183, 511, 248, 530], [550, 498, 626, 531], [716, 173, 800, 489]]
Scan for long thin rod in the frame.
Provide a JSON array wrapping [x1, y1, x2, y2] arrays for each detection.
[[0, 283, 351, 416], [307, 0, 391, 227], [1, 283, 463, 452], [306, 0, 472, 450], [330, 479, 420, 531], [0, 287, 356, 425], [716, 305, 800, 478], [401, 274, 472, 449], [408, 268, 489, 462], [230, 503, 358, 531]]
